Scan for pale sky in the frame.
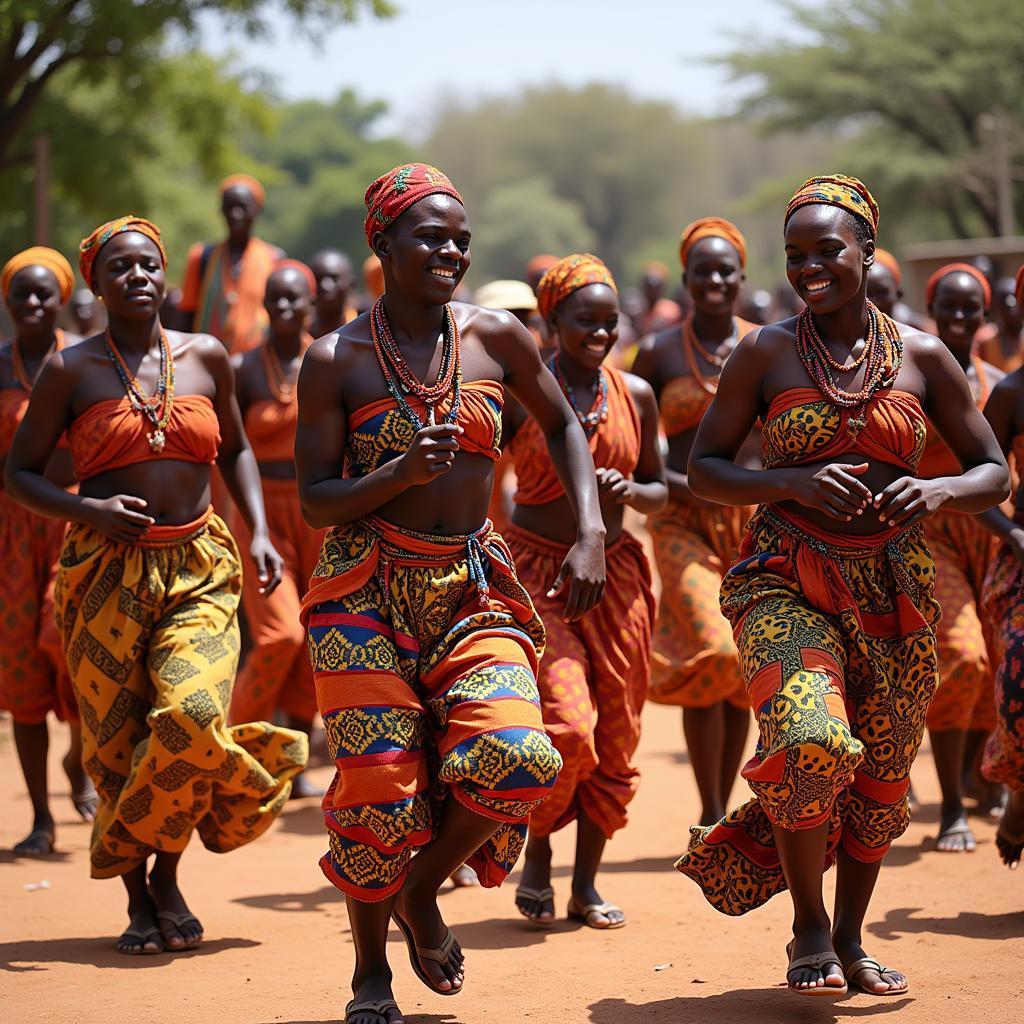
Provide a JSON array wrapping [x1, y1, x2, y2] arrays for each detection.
[[200, 1, 811, 135]]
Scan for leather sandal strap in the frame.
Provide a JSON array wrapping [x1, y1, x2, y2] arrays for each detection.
[[416, 927, 455, 964], [789, 952, 842, 973]]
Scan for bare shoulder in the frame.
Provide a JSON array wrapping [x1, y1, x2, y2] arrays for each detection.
[[51, 331, 105, 372], [899, 323, 945, 362], [307, 317, 371, 373], [621, 368, 657, 407], [458, 302, 525, 344], [642, 323, 681, 359]]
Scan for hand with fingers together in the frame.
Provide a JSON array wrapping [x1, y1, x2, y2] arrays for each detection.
[[872, 476, 950, 529], [785, 461, 873, 522], [547, 532, 606, 622]]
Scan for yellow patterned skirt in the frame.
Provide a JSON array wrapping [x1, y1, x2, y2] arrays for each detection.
[[300, 516, 561, 902], [55, 510, 308, 879], [676, 505, 939, 915]]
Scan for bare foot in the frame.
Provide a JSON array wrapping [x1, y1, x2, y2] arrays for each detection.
[[393, 882, 464, 993], [996, 790, 1024, 868], [785, 932, 846, 993], [449, 864, 477, 888]]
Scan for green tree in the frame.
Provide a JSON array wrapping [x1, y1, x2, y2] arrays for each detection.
[[722, 0, 1024, 239]]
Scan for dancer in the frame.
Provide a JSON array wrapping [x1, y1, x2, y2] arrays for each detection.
[[5, 216, 307, 956], [507, 254, 665, 929], [179, 174, 283, 353], [632, 218, 756, 827], [919, 263, 1003, 851], [228, 260, 324, 797], [866, 249, 902, 318], [296, 164, 605, 1024], [976, 276, 1024, 373], [0, 247, 95, 855], [675, 175, 1008, 997], [311, 249, 357, 337], [978, 266, 1024, 867]]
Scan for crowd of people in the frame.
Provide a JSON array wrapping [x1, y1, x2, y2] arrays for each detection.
[[2, 162, 1023, 1023]]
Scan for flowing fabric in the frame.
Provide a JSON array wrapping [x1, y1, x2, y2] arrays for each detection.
[[505, 523, 653, 838], [300, 516, 560, 902], [55, 511, 307, 878]]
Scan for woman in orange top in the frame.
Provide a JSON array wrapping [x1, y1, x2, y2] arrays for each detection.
[[632, 218, 757, 828], [0, 247, 94, 856], [5, 217, 307, 956], [919, 264, 1004, 852], [229, 261, 324, 797], [676, 176, 1007, 998], [975, 275, 1024, 373], [506, 254, 666, 929]]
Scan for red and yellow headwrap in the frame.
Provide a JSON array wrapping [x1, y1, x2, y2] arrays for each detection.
[[874, 248, 902, 286], [679, 217, 747, 270], [220, 173, 266, 208], [271, 258, 316, 295], [785, 174, 879, 237], [1, 246, 75, 303], [364, 163, 463, 247], [925, 262, 992, 310], [78, 216, 166, 289], [536, 253, 617, 321]]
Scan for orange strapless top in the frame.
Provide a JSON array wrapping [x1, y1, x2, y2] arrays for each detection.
[[762, 387, 927, 473], [509, 365, 640, 506], [919, 357, 989, 479], [69, 394, 221, 481], [345, 380, 502, 478], [245, 397, 296, 464], [0, 387, 69, 456], [659, 316, 757, 437]]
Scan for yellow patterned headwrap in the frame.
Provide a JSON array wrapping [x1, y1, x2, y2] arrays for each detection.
[[679, 217, 748, 269], [785, 174, 879, 237], [78, 216, 167, 288], [1, 247, 75, 303], [536, 253, 617, 320]]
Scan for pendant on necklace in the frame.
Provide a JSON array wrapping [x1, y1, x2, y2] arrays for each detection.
[[148, 429, 166, 453], [846, 414, 866, 441]]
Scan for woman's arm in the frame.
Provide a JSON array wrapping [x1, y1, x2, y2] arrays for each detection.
[[205, 336, 283, 593], [596, 375, 667, 514], [294, 337, 461, 528], [874, 337, 1010, 526], [973, 377, 1023, 550], [489, 310, 606, 619]]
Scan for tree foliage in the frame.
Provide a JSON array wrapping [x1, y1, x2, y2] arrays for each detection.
[[721, 0, 1024, 238]]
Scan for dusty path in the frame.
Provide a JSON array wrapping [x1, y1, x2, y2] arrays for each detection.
[[2, 704, 1021, 1024]]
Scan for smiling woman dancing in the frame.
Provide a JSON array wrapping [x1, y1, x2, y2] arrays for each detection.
[[5, 217, 307, 956], [675, 176, 1009, 998], [296, 164, 606, 1024]]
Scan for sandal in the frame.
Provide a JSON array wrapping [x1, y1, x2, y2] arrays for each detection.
[[845, 957, 908, 995], [515, 884, 555, 926], [156, 909, 204, 950], [116, 926, 164, 956], [787, 952, 848, 998], [13, 828, 54, 856], [345, 998, 399, 1023], [936, 819, 976, 852], [996, 823, 1024, 868], [567, 897, 626, 930], [71, 787, 98, 822], [391, 911, 461, 996]]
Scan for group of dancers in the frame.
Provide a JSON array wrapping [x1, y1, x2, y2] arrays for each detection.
[[2, 162, 1024, 1024]]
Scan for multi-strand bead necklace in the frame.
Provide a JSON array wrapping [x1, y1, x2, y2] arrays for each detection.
[[681, 315, 738, 396], [262, 332, 313, 404], [548, 353, 608, 438], [369, 296, 461, 429], [13, 330, 64, 391], [105, 329, 175, 452], [794, 300, 901, 440]]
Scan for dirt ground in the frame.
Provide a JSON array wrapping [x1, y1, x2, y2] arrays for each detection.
[[2, 702, 1021, 1024]]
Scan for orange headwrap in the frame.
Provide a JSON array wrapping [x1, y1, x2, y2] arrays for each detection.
[[363, 254, 385, 301], [785, 174, 879, 237], [220, 173, 266, 208], [271, 258, 316, 295], [874, 248, 902, 286], [536, 253, 617, 320], [925, 262, 992, 310], [643, 260, 670, 281], [364, 163, 463, 247], [1, 246, 75, 303], [679, 217, 747, 269], [78, 216, 166, 288], [526, 253, 558, 280]]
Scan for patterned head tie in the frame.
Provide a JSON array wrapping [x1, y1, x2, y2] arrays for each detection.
[[925, 262, 992, 310], [536, 253, 617, 321], [785, 174, 879, 237], [78, 216, 166, 289], [1, 247, 75, 303], [220, 173, 266, 208], [364, 163, 464, 247], [874, 248, 902, 286], [679, 217, 748, 270]]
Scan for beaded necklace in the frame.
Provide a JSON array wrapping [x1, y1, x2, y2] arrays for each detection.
[[681, 315, 738, 396], [794, 301, 901, 441], [104, 329, 175, 452], [549, 353, 608, 438], [369, 296, 461, 429], [261, 332, 313, 404], [13, 329, 64, 391]]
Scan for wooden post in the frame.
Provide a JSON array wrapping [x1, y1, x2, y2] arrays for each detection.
[[34, 133, 50, 245]]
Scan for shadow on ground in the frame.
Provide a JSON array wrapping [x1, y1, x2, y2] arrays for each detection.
[[0, 936, 259, 971], [868, 905, 1024, 941], [589, 991, 913, 1023]]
